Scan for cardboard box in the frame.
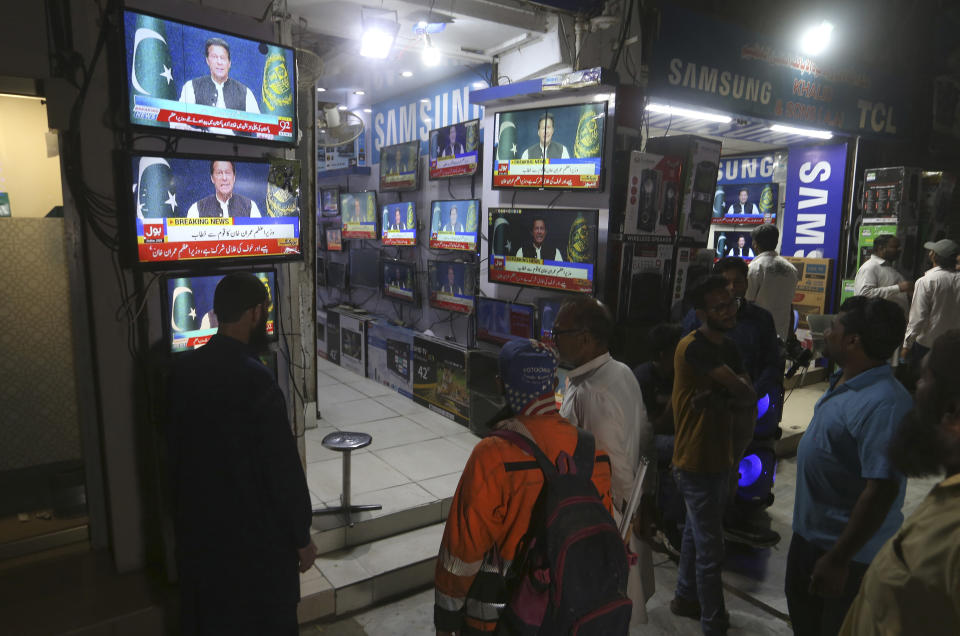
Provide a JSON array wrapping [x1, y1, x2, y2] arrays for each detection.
[[785, 257, 833, 327], [367, 319, 415, 398], [647, 135, 722, 245], [623, 151, 683, 242]]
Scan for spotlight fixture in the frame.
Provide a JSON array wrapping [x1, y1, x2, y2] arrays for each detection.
[[645, 103, 732, 123], [337, 105, 348, 111], [363, 108, 372, 113], [353, 90, 366, 96], [422, 34, 441, 67], [360, 8, 400, 59], [401, 70, 414, 78], [316, 87, 326, 92], [800, 20, 834, 56]]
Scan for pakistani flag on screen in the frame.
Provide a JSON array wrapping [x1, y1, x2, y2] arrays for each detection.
[[567, 212, 593, 263], [573, 105, 601, 159], [267, 160, 299, 217], [129, 14, 175, 116], [497, 112, 517, 159], [137, 157, 177, 218], [262, 46, 293, 116], [170, 279, 199, 333]]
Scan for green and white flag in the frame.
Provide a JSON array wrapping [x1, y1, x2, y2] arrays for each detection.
[[130, 14, 175, 114]]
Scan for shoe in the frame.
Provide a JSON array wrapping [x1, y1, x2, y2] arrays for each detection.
[[670, 596, 701, 620], [723, 523, 780, 548]]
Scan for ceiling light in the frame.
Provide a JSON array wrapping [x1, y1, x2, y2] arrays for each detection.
[[363, 108, 372, 113], [401, 70, 414, 78], [800, 20, 834, 56], [337, 104, 348, 111], [645, 103, 732, 123], [420, 98, 430, 103], [422, 34, 441, 67], [360, 10, 399, 59], [353, 90, 366, 96], [769, 124, 833, 139], [316, 87, 326, 92], [471, 81, 488, 90]]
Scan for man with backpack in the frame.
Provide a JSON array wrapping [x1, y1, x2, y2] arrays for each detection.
[[434, 339, 629, 635]]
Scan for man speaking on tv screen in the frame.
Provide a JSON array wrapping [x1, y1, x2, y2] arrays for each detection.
[[180, 38, 260, 113], [187, 160, 262, 218]]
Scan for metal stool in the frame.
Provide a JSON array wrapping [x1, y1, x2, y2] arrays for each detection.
[[312, 431, 381, 526]]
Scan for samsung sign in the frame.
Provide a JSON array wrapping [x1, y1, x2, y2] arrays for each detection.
[[717, 152, 784, 185], [780, 143, 848, 259], [371, 67, 489, 165]]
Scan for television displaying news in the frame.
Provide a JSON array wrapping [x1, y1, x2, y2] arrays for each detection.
[[340, 191, 377, 239], [488, 208, 598, 293], [379, 140, 420, 192], [537, 298, 565, 346], [326, 227, 343, 251], [428, 261, 475, 314], [381, 202, 417, 246], [713, 230, 756, 261], [381, 259, 417, 304], [429, 199, 479, 252], [713, 183, 779, 225], [429, 119, 480, 179], [123, 10, 297, 144], [476, 297, 536, 345], [492, 102, 606, 190], [166, 269, 276, 353], [131, 154, 301, 265], [320, 187, 339, 217]]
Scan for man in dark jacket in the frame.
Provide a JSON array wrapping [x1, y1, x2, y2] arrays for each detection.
[[179, 38, 260, 114], [187, 160, 261, 218], [167, 272, 315, 635]]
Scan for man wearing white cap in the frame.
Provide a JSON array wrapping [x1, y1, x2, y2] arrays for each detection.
[[902, 239, 960, 374]]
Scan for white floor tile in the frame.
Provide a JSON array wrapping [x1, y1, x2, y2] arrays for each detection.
[[374, 393, 423, 416], [306, 452, 410, 503], [346, 417, 439, 451], [446, 431, 481, 452], [317, 383, 368, 406], [315, 370, 341, 388], [355, 524, 444, 576], [315, 549, 373, 589], [407, 409, 470, 437], [418, 472, 462, 501], [374, 438, 472, 482], [318, 399, 399, 427], [352, 377, 396, 398]]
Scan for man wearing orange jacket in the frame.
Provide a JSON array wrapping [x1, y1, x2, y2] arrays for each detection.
[[434, 339, 613, 636]]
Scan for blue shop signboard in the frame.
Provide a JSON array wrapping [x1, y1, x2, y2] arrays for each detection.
[[649, 6, 911, 138], [780, 143, 848, 259], [371, 67, 490, 165], [717, 152, 784, 185]]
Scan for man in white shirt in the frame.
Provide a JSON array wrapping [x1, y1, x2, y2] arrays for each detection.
[[746, 224, 798, 341], [553, 297, 655, 625], [520, 113, 570, 160], [178, 38, 260, 136], [902, 239, 960, 371], [726, 189, 760, 216], [187, 161, 261, 218], [854, 234, 912, 316]]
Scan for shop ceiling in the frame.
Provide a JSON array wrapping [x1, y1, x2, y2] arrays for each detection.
[[288, 0, 552, 110]]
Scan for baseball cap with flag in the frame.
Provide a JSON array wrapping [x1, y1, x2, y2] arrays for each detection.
[[498, 338, 559, 416]]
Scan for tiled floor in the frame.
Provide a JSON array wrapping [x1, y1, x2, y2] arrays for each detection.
[[303, 361, 943, 634]]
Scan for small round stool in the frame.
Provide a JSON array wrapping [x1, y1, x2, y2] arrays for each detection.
[[312, 431, 382, 526]]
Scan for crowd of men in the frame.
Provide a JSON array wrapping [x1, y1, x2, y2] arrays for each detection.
[[162, 231, 960, 635]]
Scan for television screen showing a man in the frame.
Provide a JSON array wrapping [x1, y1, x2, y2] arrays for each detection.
[[187, 160, 262, 218]]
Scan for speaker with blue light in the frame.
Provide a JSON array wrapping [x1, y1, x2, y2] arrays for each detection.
[[736, 442, 777, 506], [753, 391, 780, 439]]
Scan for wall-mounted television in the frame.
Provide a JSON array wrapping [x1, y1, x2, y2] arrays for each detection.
[[340, 191, 377, 239], [488, 208, 598, 293], [537, 298, 566, 347], [713, 182, 778, 225], [325, 226, 343, 251], [476, 297, 536, 346], [427, 260, 476, 314], [128, 153, 301, 267], [349, 248, 381, 289], [319, 186, 340, 217], [713, 230, 756, 261], [492, 102, 606, 190], [429, 118, 480, 179], [379, 140, 420, 192], [163, 268, 277, 353], [122, 9, 297, 146], [381, 201, 417, 246], [380, 259, 418, 305], [428, 199, 479, 252]]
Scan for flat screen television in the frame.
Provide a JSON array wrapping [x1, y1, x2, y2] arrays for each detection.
[[476, 297, 536, 345], [429, 118, 480, 179], [488, 207, 598, 293], [713, 230, 756, 262], [349, 248, 381, 289], [340, 191, 377, 239], [428, 199, 479, 252], [381, 201, 417, 246], [319, 186, 340, 217], [379, 140, 420, 192], [122, 9, 297, 145], [492, 102, 606, 190], [427, 260, 476, 314], [713, 182, 779, 225], [129, 153, 301, 267], [537, 297, 566, 346], [163, 268, 277, 353], [325, 226, 343, 251], [380, 259, 418, 304]]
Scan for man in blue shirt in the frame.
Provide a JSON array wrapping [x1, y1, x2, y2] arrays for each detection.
[[786, 296, 912, 636]]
